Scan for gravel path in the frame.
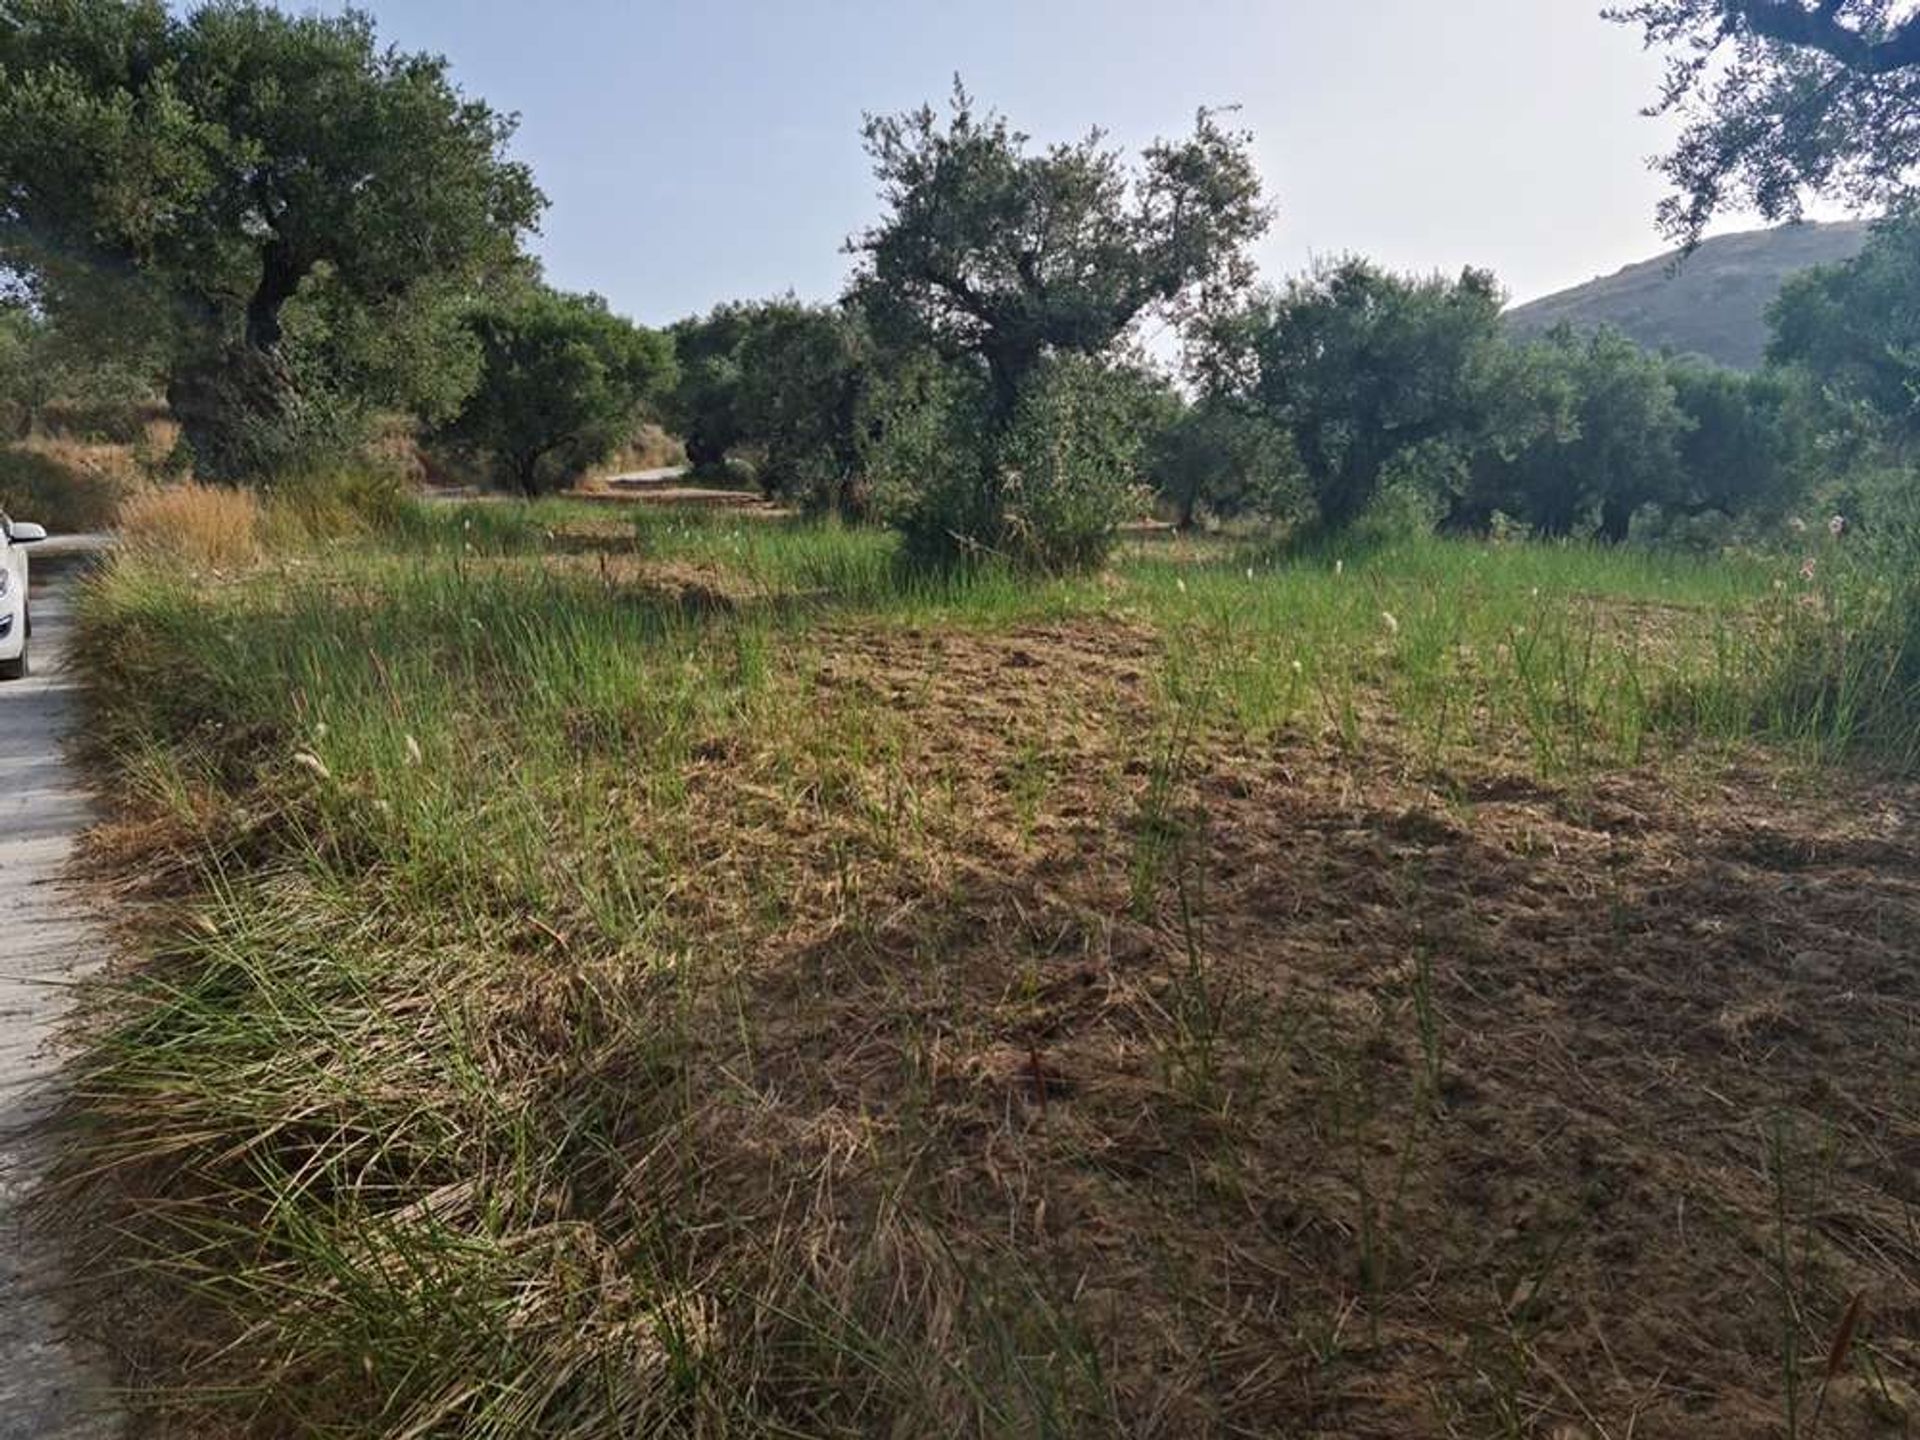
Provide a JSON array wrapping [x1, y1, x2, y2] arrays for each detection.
[[0, 560, 124, 1439]]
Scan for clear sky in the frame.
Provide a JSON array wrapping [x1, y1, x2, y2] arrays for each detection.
[[321, 0, 1795, 327]]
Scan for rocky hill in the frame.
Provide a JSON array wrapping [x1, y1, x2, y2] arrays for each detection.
[[1506, 220, 1873, 370]]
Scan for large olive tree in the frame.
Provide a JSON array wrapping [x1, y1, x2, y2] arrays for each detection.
[[0, 0, 544, 476], [849, 83, 1269, 418], [848, 84, 1269, 568], [444, 287, 675, 498]]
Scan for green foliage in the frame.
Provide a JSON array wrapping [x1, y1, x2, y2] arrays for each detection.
[[0, 304, 157, 441], [443, 287, 676, 497], [1606, 1, 1920, 241], [1768, 210, 1920, 444], [1453, 328, 1687, 541], [850, 82, 1268, 414], [1666, 361, 1812, 524], [734, 302, 874, 516], [844, 85, 1268, 569], [992, 356, 1154, 571], [1212, 261, 1507, 533], [877, 355, 1150, 571], [664, 302, 762, 471], [1149, 395, 1303, 529], [0, 0, 543, 477]]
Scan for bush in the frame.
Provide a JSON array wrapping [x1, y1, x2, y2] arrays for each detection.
[[170, 359, 374, 484], [117, 483, 263, 570], [877, 357, 1148, 573]]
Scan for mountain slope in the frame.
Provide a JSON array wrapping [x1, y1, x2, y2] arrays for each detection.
[[1506, 221, 1872, 370]]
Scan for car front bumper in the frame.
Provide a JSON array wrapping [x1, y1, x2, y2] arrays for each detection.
[[0, 592, 22, 660]]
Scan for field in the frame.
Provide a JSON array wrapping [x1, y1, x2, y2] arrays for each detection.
[[57, 501, 1920, 1437]]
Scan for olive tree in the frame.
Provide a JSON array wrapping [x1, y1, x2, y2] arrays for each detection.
[[664, 302, 765, 473], [1209, 261, 1507, 533], [444, 288, 675, 498], [848, 83, 1269, 566], [734, 302, 875, 517], [1607, 1, 1920, 241], [1458, 329, 1687, 541], [0, 1, 543, 476]]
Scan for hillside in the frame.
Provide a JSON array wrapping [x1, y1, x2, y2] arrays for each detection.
[[1506, 220, 1872, 369]]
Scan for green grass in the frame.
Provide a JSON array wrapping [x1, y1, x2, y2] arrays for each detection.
[[53, 499, 1920, 1436]]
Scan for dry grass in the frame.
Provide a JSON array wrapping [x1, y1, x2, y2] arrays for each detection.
[[0, 437, 145, 531], [115, 482, 262, 569], [52, 511, 1920, 1439]]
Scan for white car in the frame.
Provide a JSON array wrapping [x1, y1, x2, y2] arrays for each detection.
[[0, 513, 48, 681]]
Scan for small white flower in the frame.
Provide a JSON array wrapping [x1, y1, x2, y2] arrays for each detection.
[[1788, 517, 1807, 534], [1245, 567, 1255, 582], [1334, 560, 1344, 577], [1381, 611, 1400, 636], [1176, 577, 1187, 594], [1828, 514, 1849, 538], [1290, 659, 1304, 674], [293, 751, 332, 782], [404, 734, 423, 767]]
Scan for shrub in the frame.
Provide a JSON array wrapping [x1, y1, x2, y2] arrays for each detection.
[[992, 357, 1153, 571], [117, 483, 262, 570], [878, 356, 1151, 573]]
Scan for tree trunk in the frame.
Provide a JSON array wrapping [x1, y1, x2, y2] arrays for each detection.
[[1598, 497, 1634, 545], [1175, 486, 1199, 532], [984, 344, 1039, 424], [1439, 496, 1494, 537], [166, 342, 300, 482], [164, 245, 310, 481], [245, 242, 305, 353], [1315, 454, 1377, 534]]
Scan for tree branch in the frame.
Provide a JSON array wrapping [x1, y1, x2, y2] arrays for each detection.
[[1733, 0, 1920, 75]]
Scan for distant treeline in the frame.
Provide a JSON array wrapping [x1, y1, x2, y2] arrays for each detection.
[[1, 2, 1915, 568]]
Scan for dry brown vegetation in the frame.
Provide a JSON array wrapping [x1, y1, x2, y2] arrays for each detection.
[[115, 482, 261, 569]]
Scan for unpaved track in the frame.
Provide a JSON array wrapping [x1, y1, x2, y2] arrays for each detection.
[[0, 560, 124, 1439]]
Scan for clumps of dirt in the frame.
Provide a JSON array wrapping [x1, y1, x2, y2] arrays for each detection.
[[650, 619, 1920, 1438]]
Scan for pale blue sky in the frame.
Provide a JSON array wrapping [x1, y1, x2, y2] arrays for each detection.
[[322, 1, 1794, 325]]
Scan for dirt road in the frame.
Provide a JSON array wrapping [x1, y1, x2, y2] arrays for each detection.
[[0, 558, 123, 1438]]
